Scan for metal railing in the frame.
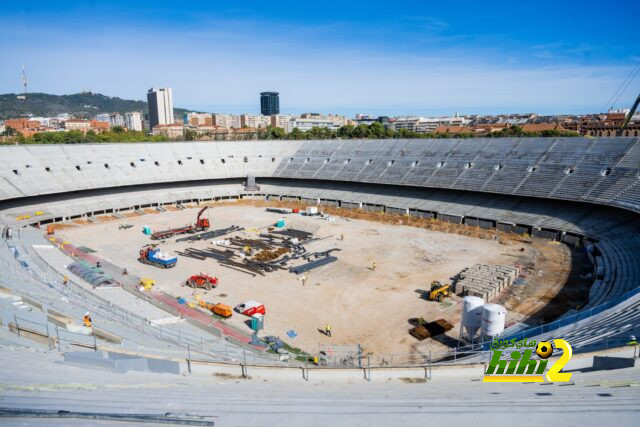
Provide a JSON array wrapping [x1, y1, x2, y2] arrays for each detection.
[[2, 230, 280, 365]]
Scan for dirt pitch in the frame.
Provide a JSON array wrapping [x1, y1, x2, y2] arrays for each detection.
[[58, 202, 573, 356]]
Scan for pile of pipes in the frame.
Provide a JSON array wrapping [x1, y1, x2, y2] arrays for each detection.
[[175, 225, 243, 243], [177, 227, 340, 276], [177, 247, 283, 276], [453, 264, 519, 301]]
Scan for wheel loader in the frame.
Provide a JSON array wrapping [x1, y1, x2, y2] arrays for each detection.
[[428, 281, 451, 302]]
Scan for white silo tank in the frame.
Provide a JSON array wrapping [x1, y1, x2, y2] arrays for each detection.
[[482, 303, 506, 338], [459, 295, 485, 345], [462, 296, 484, 328]]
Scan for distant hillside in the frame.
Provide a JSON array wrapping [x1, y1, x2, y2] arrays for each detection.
[[0, 92, 190, 120]]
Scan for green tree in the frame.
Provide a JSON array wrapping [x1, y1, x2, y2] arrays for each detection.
[[352, 124, 371, 138], [288, 128, 306, 140], [337, 124, 354, 138], [368, 122, 385, 138], [184, 129, 197, 141], [2, 126, 17, 137]]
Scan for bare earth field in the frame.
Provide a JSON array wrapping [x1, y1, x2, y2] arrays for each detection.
[[58, 203, 570, 356]]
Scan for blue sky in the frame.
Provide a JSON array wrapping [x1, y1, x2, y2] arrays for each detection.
[[0, 0, 639, 116]]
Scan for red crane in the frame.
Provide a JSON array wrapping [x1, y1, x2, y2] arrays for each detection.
[[150, 206, 211, 240]]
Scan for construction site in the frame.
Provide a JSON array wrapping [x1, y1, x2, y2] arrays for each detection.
[[53, 199, 579, 356]]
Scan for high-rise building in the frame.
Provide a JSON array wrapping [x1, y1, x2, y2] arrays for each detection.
[[147, 88, 174, 128], [124, 112, 143, 131], [260, 92, 280, 115]]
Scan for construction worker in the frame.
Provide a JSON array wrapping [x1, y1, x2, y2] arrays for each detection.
[[340, 233, 344, 241], [122, 268, 128, 276], [62, 275, 69, 285], [628, 335, 638, 346], [372, 260, 377, 271], [96, 261, 101, 269], [325, 323, 332, 337], [83, 312, 92, 328]]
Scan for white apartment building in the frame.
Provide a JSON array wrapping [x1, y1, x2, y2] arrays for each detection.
[[395, 114, 471, 133], [213, 114, 241, 129], [109, 113, 125, 128], [286, 115, 341, 132], [147, 87, 174, 128], [124, 111, 143, 131], [240, 114, 271, 129]]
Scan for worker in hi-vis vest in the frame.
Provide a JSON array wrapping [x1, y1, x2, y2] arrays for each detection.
[[83, 312, 92, 328], [325, 323, 332, 337]]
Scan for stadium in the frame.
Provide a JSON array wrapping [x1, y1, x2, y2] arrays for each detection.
[[1, 137, 639, 424]]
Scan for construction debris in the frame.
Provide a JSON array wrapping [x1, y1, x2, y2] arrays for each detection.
[[253, 247, 290, 262]]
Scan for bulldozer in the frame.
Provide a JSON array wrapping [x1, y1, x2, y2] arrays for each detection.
[[428, 281, 451, 302]]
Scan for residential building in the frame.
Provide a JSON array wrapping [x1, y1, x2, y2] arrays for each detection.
[[393, 117, 421, 132], [147, 87, 174, 128], [212, 114, 241, 129], [286, 114, 341, 132], [124, 112, 143, 131], [434, 126, 474, 134], [184, 112, 213, 126], [240, 114, 272, 129], [64, 119, 92, 132], [260, 92, 280, 115], [90, 120, 110, 132], [270, 114, 292, 129], [151, 124, 184, 139], [521, 123, 564, 133], [394, 115, 471, 133], [109, 113, 125, 128], [5, 118, 41, 132]]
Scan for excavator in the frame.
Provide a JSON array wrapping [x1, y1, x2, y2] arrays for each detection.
[[428, 281, 451, 302], [151, 206, 211, 240]]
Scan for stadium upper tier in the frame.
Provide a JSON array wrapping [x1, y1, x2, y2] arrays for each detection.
[[1, 137, 639, 212]]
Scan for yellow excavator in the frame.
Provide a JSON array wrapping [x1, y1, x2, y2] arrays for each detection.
[[428, 281, 451, 302]]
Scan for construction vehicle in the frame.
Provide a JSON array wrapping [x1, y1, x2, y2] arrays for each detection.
[[186, 274, 218, 290], [428, 281, 451, 302], [150, 206, 211, 240], [138, 247, 177, 268], [198, 300, 232, 318], [139, 277, 155, 290]]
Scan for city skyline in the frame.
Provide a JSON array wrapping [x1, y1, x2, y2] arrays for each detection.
[[0, 1, 639, 116]]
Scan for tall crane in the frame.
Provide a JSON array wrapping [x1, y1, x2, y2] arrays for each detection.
[[617, 92, 640, 136]]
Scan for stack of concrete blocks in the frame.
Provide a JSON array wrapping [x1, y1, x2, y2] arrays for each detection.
[[453, 264, 519, 301]]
